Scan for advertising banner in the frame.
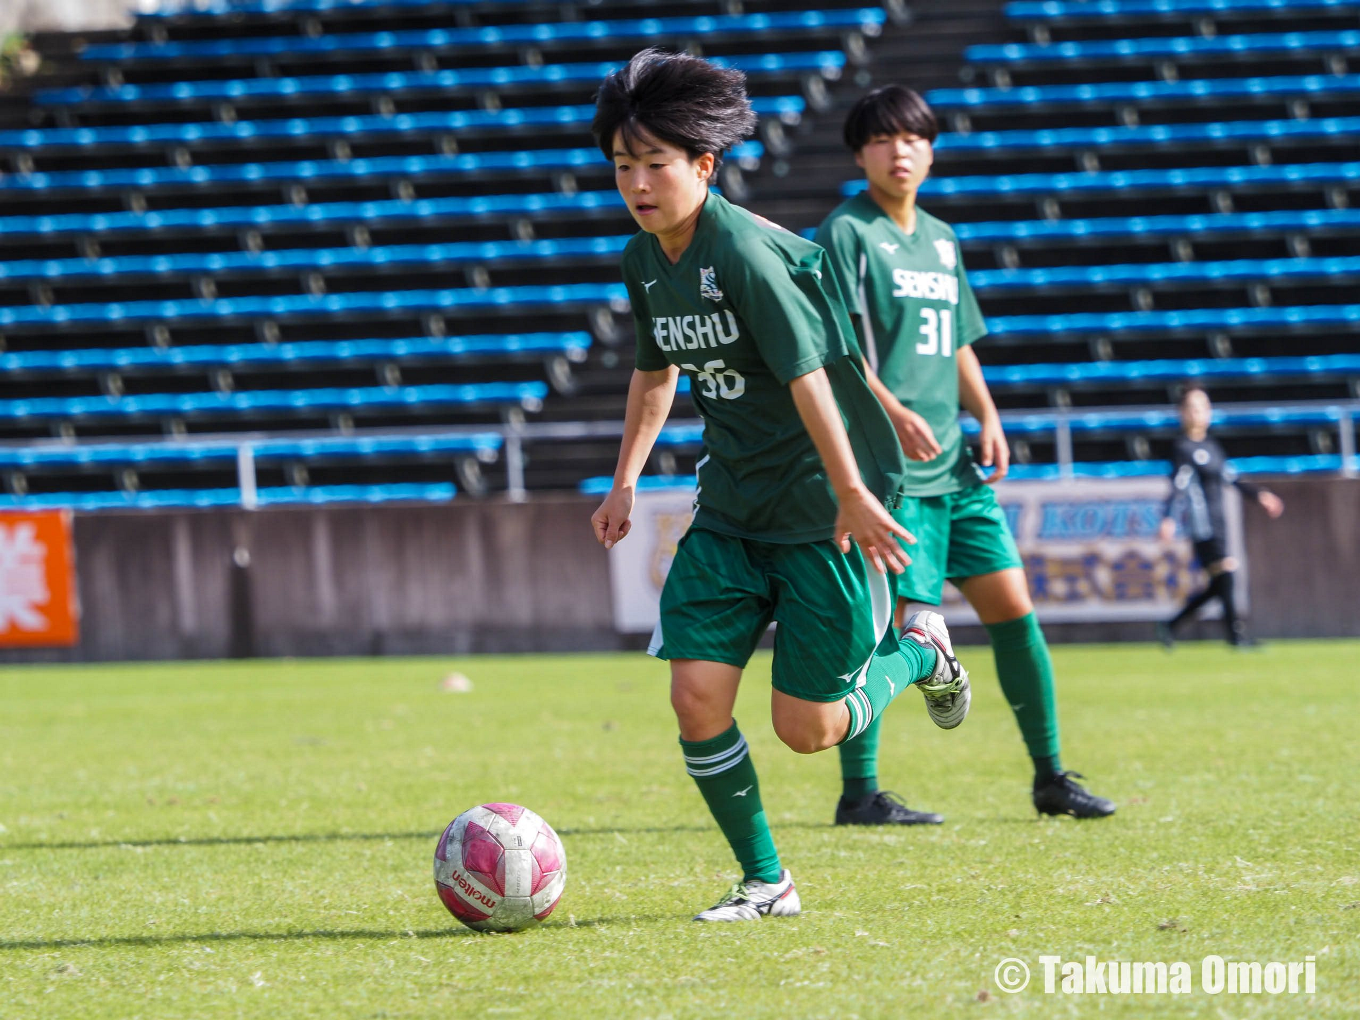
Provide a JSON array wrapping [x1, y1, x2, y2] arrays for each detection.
[[606, 478, 1243, 632], [0, 510, 80, 648]]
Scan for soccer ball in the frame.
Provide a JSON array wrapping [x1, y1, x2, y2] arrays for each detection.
[[433, 803, 567, 933]]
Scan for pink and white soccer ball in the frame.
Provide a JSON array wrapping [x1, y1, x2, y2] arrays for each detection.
[[433, 803, 567, 932]]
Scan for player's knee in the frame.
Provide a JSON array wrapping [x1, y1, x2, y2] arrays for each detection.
[[669, 683, 705, 726], [669, 681, 725, 736]]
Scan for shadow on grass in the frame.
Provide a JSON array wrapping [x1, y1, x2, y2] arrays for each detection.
[[0, 915, 679, 952], [1, 821, 842, 853]]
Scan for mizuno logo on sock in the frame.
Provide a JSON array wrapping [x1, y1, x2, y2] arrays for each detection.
[[732, 785, 753, 797], [886, 676, 895, 697]]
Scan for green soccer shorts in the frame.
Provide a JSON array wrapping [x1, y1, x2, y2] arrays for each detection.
[[648, 527, 900, 703], [892, 482, 1024, 606]]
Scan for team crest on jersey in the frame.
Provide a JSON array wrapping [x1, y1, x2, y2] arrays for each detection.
[[934, 239, 958, 269], [699, 266, 724, 302]]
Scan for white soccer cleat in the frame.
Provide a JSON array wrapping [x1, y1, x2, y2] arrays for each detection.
[[902, 610, 970, 729], [692, 869, 801, 922]]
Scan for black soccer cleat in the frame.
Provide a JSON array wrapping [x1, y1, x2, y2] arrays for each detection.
[[835, 790, 944, 826], [1033, 771, 1116, 819]]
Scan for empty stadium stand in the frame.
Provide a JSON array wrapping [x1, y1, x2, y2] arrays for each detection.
[[0, 0, 1356, 509]]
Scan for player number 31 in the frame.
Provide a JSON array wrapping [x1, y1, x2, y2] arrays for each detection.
[[916, 308, 954, 357], [682, 359, 746, 400]]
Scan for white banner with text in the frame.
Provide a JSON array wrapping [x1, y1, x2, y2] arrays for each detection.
[[606, 478, 1243, 632]]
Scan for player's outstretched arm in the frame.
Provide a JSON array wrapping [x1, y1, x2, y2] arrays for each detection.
[[957, 346, 1009, 484], [592, 366, 680, 549], [788, 368, 915, 574]]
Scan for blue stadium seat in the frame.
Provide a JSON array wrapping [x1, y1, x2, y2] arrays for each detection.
[[934, 117, 1360, 153], [1007, 461, 1171, 480], [81, 10, 887, 61], [578, 452, 1354, 492], [1006, 0, 1360, 22], [0, 333, 591, 374], [959, 405, 1351, 434], [1005, 455, 1353, 478], [578, 474, 696, 495], [0, 237, 633, 281], [35, 197, 1360, 244], [0, 382, 547, 420], [38, 53, 846, 105], [0, 433, 500, 468], [968, 255, 1360, 291], [0, 285, 626, 326], [987, 304, 1360, 337], [1226, 453, 1353, 475], [928, 74, 1360, 110], [646, 407, 1349, 443], [652, 422, 702, 446], [809, 208, 1360, 246], [0, 483, 457, 510], [845, 162, 1360, 199], [0, 191, 621, 237], [967, 30, 1360, 65], [953, 208, 1360, 243], [142, 0, 536, 14], [0, 143, 764, 194], [0, 98, 803, 150], [983, 353, 1360, 386]]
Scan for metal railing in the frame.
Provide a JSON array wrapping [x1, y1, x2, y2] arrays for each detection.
[[1, 400, 1355, 507]]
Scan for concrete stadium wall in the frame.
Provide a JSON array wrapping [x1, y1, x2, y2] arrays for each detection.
[[3, 497, 614, 663], [2, 478, 1356, 663]]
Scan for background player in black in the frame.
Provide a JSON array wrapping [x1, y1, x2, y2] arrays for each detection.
[[1158, 385, 1285, 646]]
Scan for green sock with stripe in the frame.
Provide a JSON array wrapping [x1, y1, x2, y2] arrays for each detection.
[[985, 612, 1061, 764], [680, 722, 782, 884], [838, 715, 880, 800], [840, 635, 936, 744]]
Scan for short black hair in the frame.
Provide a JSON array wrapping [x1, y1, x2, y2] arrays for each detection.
[[592, 48, 757, 166], [842, 85, 939, 151], [1179, 383, 1209, 406]]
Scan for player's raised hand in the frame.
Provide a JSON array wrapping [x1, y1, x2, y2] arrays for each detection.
[[591, 486, 635, 549], [978, 416, 1010, 484], [891, 405, 943, 462], [834, 485, 915, 574]]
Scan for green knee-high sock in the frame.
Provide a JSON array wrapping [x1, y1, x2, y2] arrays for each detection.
[[985, 613, 1062, 770], [680, 722, 782, 884], [841, 635, 936, 743], [838, 716, 881, 800]]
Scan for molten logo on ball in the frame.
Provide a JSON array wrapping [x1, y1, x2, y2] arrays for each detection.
[[433, 803, 567, 932]]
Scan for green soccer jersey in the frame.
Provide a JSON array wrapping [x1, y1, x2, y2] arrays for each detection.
[[623, 191, 908, 544], [815, 193, 989, 496]]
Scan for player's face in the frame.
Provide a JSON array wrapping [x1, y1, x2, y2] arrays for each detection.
[[856, 131, 934, 199], [612, 129, 715, 236], [1181, 390, 1212, 433]]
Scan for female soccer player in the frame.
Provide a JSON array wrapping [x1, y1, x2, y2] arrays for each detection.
[[816, 85, 1115, 824], [1157, 385, 1284, 646], [589, 51, 970, 922]]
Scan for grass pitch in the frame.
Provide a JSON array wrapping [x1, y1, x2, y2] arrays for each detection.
[[2, 641, 1358, 1019]]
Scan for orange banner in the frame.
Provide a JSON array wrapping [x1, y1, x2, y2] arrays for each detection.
[[0, 510, 79, 647]]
